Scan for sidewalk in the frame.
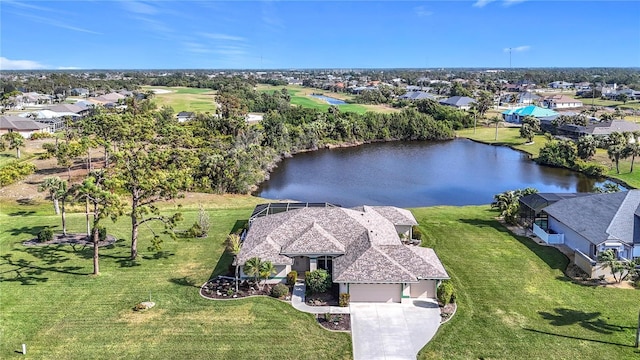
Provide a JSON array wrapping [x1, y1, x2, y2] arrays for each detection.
[[291, 281, 350, 314]]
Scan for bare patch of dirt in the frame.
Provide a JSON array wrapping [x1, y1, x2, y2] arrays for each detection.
[[440, 302, 456, 323]]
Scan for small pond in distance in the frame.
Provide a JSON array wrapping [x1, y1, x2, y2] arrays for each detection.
[[256, 139, 615, 208], [309, 94, 347, 105]]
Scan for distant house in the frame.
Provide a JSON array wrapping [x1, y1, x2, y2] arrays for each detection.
[[0, 115, 52, 138], [501, 92, 541, 106], [46, 103, 91, 117], [70, 88, 89, 97], [176, 111, 195, 122], [520, 191, 640, 278], [439, 96, 475, 110], [502, 105, 558, 123], [556, 120, 640, 139], [542, 95, 583, 109], [548, 81, 574, 89], [398, 91, 436, 101]]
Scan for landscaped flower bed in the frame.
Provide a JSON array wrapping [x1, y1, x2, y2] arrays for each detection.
[[316, 313, 350, 331], [200, 276, 271, 299]]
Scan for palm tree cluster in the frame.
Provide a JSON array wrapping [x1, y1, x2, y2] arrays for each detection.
[[491, 188, 538, 225]]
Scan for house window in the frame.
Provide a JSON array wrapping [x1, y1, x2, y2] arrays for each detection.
[[317, 256, 333, 274]]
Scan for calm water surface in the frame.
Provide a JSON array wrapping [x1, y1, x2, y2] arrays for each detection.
[[309, 94, 347, 105], [256, 139, 611, 207]]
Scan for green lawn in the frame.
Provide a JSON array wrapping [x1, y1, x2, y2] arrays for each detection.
[[456, 127, 547, 157], [257, 84, 398, 114], [0, 196, 351, 359], [415, 206, 640, 359], [142, 86, 218, 113]]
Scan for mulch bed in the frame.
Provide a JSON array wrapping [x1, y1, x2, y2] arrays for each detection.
[[22, 233, 116, 247], [440, 302, 456, 323], [200, 276, 276, 299], [317, 313, 350, 331], [306, 292, 338, 306]]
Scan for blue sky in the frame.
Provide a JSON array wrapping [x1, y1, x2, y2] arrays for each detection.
[[1, 0, 638, 70]]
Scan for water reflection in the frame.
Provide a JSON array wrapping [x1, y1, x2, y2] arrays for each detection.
[[256, 139, 614, 207]]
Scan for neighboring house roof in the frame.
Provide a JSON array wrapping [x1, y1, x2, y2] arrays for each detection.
[[586, 120, 640, 136], [18, 110, 80, 119], [502, 105, 558, 118], [398, 91, 435, 101], [46, 104, 85, 114], [177, 111, 195, 117], [237, 206, 448, 283], [439, 96, 476, 107], [543, 190, 640, 246], [520, 192, 592, 214], [0, 115, 50, 131], [518, 92, 541, 102]]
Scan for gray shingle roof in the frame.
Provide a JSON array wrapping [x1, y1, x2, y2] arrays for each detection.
[[439, 96, 476, 107], [543, 190, 640, 245], [236, 206, 448, 283], [0, 115, 49, 131]]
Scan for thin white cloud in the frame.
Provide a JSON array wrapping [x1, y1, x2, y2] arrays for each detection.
[[414, 6, 433, 17], [473, 0, 496, 7], [0, 57, 47, 70], [183, 42, 213, 54], [261, 1, 284, 31], [3, 0, 65, 14], [14, 11, 101, 34], [200, 33, 246, 42], [474, 0, 527, 7], [119, 1, 158, 15], [504, 45, 531, 52], [58, 66, 81, 70]]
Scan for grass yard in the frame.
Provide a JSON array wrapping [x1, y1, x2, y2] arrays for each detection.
[[456, 126, 547, 157], [257, 84, 398, 114], [142, 86, 218, 114], [415, 206, 640, 360], [0, 196, 351, 359]]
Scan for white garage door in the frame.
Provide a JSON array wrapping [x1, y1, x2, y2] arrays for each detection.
[[410, 280, 436, 299], [349, 283, 401, 303]]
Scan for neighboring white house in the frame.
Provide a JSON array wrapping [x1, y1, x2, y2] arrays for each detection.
[[548, 81, 574, 89], [0, 115, 52, 138], [176, 111, 195, 122], [542, 95, 583, 109], [235, 204, 449, 303], [521, 191, 640, 279]]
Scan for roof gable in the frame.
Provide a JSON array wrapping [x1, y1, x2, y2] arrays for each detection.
[[281, 222, 346, 255]]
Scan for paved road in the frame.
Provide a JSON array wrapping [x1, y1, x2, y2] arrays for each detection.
[[350, 300, 441, 360]]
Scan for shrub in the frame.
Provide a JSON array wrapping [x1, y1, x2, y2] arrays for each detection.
[[37, 228, 53, 243], [271, 283, 289, 298], [437, 280, 455, 305], [187, 222, 204, 237], [92, 226, 107, 242], [286, 270, 297, 286], [305, 269, 332, 294], [30, 132, 55, 140], [339, 292, 350, 307], [0, 162, 36, 187], [412, 226, 422, 240]]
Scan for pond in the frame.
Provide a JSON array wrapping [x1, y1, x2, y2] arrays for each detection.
[[309, 94, 347, 105], [256, 139, 615, 207]]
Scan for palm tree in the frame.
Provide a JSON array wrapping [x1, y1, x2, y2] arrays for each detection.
[[3, 132, 24, 158], [468, 104, 479, 134], [38, 177, 69, 235], [259, 261, 277, 290], [243, 257, 263, 287], [226, 234, 241, 291], [607, 132, 628, 174], [489, 116, 502, 141]]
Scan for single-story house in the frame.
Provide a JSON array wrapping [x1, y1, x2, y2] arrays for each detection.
[[176, 111, 195, 122], [235, 204, 449, 303], [542, 95, 583, 109], [520, 191, 640, 278], [0, 115, 52, 138], [46, 103, 91, 117], [553, 119, 640, 139], [502, 105, 558, 123], [439, 96, 476, 110], [398, 91, 436, 101], [548, 81, 574, 89]]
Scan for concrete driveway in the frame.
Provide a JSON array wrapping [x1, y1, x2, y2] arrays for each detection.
[[350, 300, 441, 360]]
